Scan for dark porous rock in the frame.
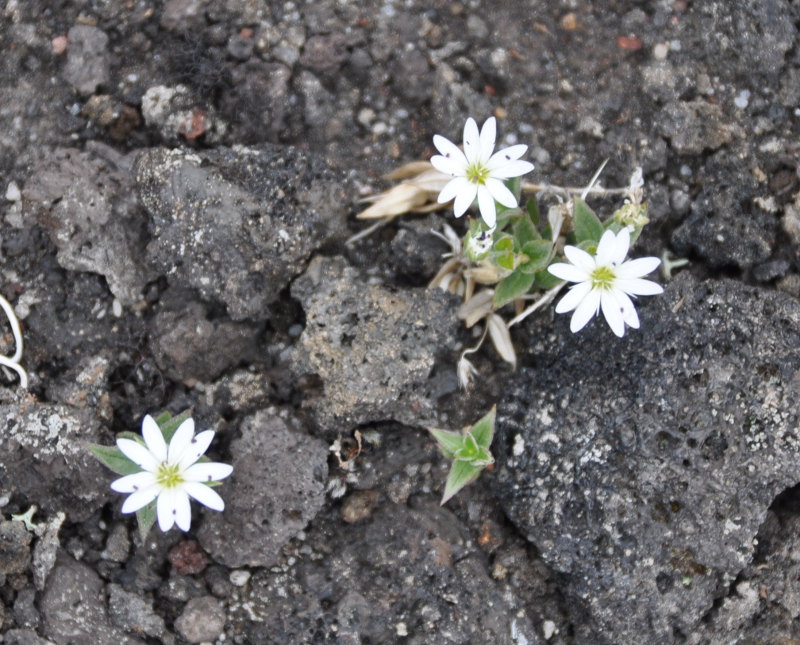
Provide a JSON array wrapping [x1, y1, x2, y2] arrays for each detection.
[[198, 408, 328, 568], [0, 520, 32, 575], [388, 216, 451, 282], [220, 61, 291, 143], [107, 583, 168, 641], [671, 152, 775, 269], [23, 143, 155, 305], [62, 25, 110, 96], [174, 596, 226, 644], [299, 33, 349, 74], [136, 145, 351, 321], [657, 100, 742, 155], [0, 401, 113, 522], [492, 273, 800, 644], [42, 555, 141, 645], [291, 256, 460, 433], [148, 292, 261, 382]]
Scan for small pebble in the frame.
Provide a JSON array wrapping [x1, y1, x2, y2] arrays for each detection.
[[653, 42, 669, 60], [734, 89, 750, 109], [229, 569, 250, 586], [5, 181, 21, 202]]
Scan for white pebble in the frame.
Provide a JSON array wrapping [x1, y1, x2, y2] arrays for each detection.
[[733, 89, 750, 109], [653, 43, 669, 60], [5, 181, 21, 202], [229, 570, 251, 586], [543, 620, 556, 639]]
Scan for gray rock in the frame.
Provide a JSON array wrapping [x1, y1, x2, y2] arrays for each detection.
[[148, 293, 261, 382], [135, 145, 351, 321], [174, 596, 226, 644], [101, 523, 131, 563], [291, 256, 460, 433], [300, 34, 349, 73], [221, 61, 291, 142], [0, 401, 113, 522], [670, 150, 775, 270], [3, 629, 55, 645], [41, 555, 140, 645], [62, 26, 109, 96], [160, 0, 209, 32], [13, 586, 40, 630], [492, 273, 800, 644], [140, 84, 228, 144], [0, 520, 32, 575], [32, 512, 65, 590], [198, 409, 328, 567], [657, 100, 742, 155], [107, 583, 168, 640], [23, 143, 155, 305]]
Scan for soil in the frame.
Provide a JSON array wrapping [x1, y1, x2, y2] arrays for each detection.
[[0, 1, 799, 644]]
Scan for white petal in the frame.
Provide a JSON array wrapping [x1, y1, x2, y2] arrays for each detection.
[[489, 159, 535, 179], [616, 256, 661, 279], [477, 187, 497, 228], [184, 462, 234, 483], [432, 135, 468, 166], [570, 288, 601, 333], [600, 290, 626, 337], [616, 277, 664, 296], [555, 281, 593, 313], [615, 290, 640, 328], [111, 471, 156, 493], [116, 438, 158, 472], [437, 177, 471, 204], [177, 430, 216, 471], [141, 415, 167, 462], [484, 177, 518, 208], [548, 262, 589, 283], [156, 488, 181, 533], [478, 117, 496, 162], [563, 245, 596, 273], [487, 144, 528, 167], [595, 230, 619, 266], [184, 482, 225, 511], [173, 490, 193, 532], [453, 182, 477, 217], [120, 486, 159, 514], [167, 418, 195, 464], [612, 228, 632, 264], [430, 154, 466, 177], [463, 118, 480, 164]]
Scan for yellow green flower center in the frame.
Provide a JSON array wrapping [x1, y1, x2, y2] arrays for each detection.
[[466, 162, 490, 185], [156, 463, 184, 489], [591, 265, 616, 290]]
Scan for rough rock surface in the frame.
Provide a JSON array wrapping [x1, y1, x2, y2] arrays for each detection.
[[62, 26, 110, 96], [198, 408, 328, 567], [135, 144, 351, 321], [23, 143, 154, 305], [291, 256, 461, 433], [493, 273, 800, 644], [174, 596, 226, 644]]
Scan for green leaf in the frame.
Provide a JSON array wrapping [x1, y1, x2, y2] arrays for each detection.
[[533, 267, 563, 290], [441, 460, 483, 505], [513, 212, 540, 247], [573, 198, 603, 244], [526, 197, 541, 227], [493, 270, 535, 308], [469, 406, 496, 449], [455, 432, 480, 461], [116, 431, 145, 444], [496, 251, 515, 272], [519, 239, 554, 274], [493, 236, 514, 252], [156, 409, 193, 442], [86, 444, 142, 476], [136, 501, 157, 541], [471, 445, 494, 467], [493, 207, 522, 231], [428, 427, 466, 460], [507, 176, 521, 202]]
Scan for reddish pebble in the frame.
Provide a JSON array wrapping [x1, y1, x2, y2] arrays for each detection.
[[168, 540, 209, 575], [52, 35, 68, 55], [616, 35, 643, 51], [239, 27, 253, 38]]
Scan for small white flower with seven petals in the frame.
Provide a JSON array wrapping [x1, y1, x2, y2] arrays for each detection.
[[548, 228, 663, 337], [430, 117, 534, 228], [111, 415, 233, 532]]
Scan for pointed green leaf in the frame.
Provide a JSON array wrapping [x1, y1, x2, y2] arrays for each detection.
[[534, 266, 564, 290], [469, 406, 496, 449], [493, 270, 535, 308], [526, 197, 541, 227], [441, 460, 483, 505], [116, 431, 145, 444], [496, 251, 515, 272], [513, 212, 540, 247], [428, 427, 466, 460], [471, 445, 494, 467], [519, 239, 554, 274], [157, 409, 193, 442], [455, 432, 480, 461], [86, 444, 142, 476], [136, 501, 157, 541], [573, 198, 603, 244], [494, 236, 514, 252], [494, 207, 522, 231]]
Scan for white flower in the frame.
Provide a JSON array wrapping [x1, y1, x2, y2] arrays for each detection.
[[430, 117, 534, 228], [548, 228, 663, 337], [111, 415, 233, 532]]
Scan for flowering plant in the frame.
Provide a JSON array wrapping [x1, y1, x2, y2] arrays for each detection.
[[88, 411, 232, 538]]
